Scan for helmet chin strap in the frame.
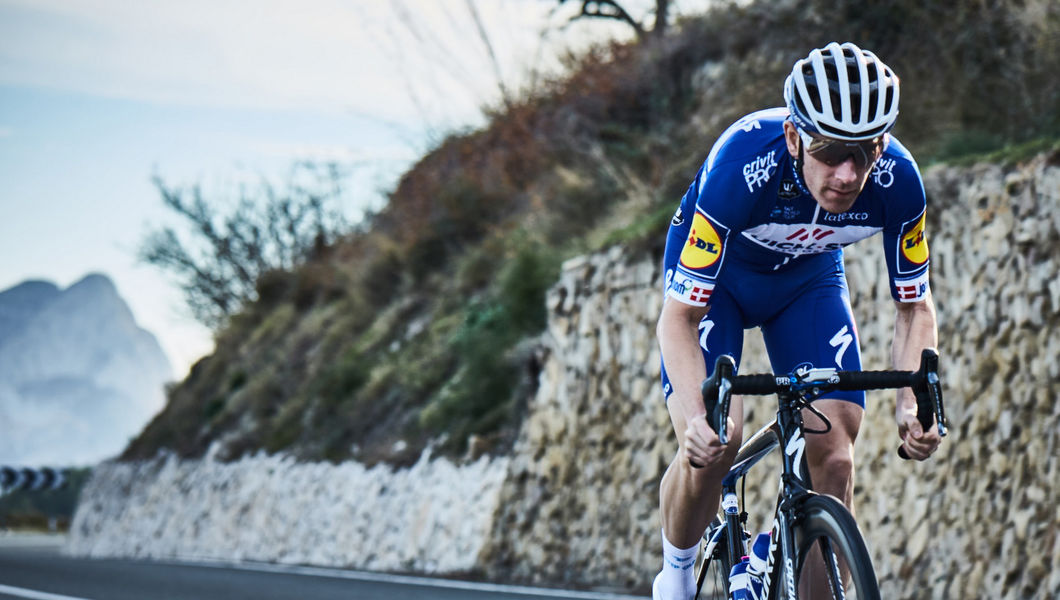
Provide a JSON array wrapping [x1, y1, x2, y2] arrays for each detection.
[[787, 119, 811, 197], [792, 139, 808, 193]]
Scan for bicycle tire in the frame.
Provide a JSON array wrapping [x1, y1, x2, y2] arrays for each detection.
[[694, 518, 736, 600], [783, 494, 881, 600]]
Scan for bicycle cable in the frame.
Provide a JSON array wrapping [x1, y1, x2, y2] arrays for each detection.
[[800, 397, 833, 435], [740, 475, 749, 530]]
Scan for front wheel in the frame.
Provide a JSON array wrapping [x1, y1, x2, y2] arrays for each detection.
[[783, 494, 881, 600]]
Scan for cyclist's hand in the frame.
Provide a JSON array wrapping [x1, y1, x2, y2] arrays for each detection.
[[685, 413, 733, 468], [896, 394, 940, 461]]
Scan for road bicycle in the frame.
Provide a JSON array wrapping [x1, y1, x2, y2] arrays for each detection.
[[692, 349, 947, 599]]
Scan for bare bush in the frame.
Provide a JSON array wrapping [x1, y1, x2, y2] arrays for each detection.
[[140, 163, 352, 330]]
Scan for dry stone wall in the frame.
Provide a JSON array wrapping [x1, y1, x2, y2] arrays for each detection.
[[482, 151, 1060, 599], [484, 247, 674, 591], [68, 151, 1060, 599], [66, 449, 510, 573]]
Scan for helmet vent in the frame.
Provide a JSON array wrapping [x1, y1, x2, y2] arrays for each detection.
[[785, 42, 900, 140]]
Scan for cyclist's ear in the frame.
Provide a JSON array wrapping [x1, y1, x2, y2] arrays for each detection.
[[782, 121, 800, 158]]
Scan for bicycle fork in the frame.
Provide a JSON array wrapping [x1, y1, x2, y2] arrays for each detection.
[[765, 496, 800, 598]]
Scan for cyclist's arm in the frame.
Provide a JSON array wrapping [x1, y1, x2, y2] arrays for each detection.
[[657, 297, 712, 423], [657, 128, 760, 464], [877, 153, 938, 459], [657, 297, 729, 466], [891, 291, 940, 460]]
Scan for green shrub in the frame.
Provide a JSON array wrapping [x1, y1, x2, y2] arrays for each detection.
[[933, 130, 1007, 163], [496, 238, 561, 333], [264, 409, 303, 454], [203, 396, 226, 421], [227, 370, 247, 392], [315, 348, 371, 408], [418, 237, 559, 450]]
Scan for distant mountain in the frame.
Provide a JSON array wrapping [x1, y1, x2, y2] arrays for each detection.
[[0, 280, 61, 341], [0, 274, 172, 466]]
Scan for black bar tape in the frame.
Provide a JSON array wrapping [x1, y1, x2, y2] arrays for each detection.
[[836, 370, 913, 391], [730, 375, 783, 395]]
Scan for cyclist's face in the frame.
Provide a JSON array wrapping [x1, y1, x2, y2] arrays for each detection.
[[783, 121, 877, 214]]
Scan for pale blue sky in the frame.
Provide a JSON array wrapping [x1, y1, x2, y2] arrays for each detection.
[[0, 83, 411, 376], [0, 0, 707, 379]]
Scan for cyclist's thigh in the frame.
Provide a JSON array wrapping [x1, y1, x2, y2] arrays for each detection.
[[801, 398, 863, 449], [760, 276, 866, 406], [660, 285, 746, 403], [798, 398, 863, 503]]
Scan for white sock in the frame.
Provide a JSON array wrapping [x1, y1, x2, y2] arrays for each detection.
[[653, 529, 697, 600]]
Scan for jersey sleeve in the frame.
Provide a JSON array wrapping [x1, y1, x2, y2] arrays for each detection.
[[879, 156, 931, 302], [665, 158, 755, 307], [663, 109, 786, 307]]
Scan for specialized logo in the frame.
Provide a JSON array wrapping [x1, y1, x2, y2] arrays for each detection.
[[901, 213, 929, 265], [872, 157, 897, 188], [680, 211, 724, 269], [743, 150, 778, 192], [785, 429, 807, 483], [739, 118, 762, 133], [698, 319, 714, 351], [830, 325, 853, 368]]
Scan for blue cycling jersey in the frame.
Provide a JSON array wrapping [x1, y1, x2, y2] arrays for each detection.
[[663, 108, 931, 309], [659, 108, 932, 404]]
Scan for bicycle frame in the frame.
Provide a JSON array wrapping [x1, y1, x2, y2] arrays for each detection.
[[696, 349, 944, 599], [710, 386, 829, 599]]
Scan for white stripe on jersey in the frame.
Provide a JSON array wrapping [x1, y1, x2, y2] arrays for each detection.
[[706, 107, 790, 172], [741, 223, 882, 255]]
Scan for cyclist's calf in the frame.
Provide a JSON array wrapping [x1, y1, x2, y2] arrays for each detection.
[[660, 397, 747, 549], [659, 441, 742, 550]]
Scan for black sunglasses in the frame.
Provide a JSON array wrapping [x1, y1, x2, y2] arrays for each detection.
[[799, 129, 884, 169]]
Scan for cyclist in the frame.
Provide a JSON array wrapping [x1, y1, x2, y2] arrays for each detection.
[[652, 42, 943, 600]]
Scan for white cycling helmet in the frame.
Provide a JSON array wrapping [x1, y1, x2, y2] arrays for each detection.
[[784, 42, 900, 140]]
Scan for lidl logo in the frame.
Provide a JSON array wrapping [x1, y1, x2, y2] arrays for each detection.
[[680, 212, 723, 269], [901, 213, 929, 265]]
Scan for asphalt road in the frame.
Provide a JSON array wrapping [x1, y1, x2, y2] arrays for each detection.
[[0, 535, 643, 600]]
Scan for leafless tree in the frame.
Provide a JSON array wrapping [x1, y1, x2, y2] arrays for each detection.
[[139, 163, 351, 330], [558, 0, 671, 39]]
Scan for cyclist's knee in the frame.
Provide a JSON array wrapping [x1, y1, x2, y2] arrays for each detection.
[[808, 445, 854, 486]]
